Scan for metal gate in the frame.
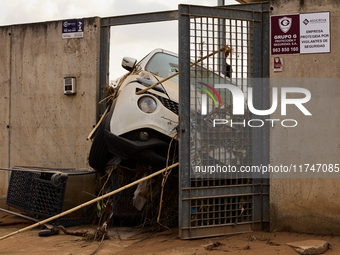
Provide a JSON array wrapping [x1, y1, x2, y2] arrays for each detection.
[[178, 3, 269, 239]]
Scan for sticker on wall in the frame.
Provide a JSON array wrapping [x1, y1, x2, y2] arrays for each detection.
[[271, 12, 330, 55], [62, 19, 84, 39], [300, 12, 330, 54], [274, 57, 283, 72], [271, 14, 300, 55]]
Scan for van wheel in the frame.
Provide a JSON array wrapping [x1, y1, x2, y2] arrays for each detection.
[[89, 115, 112, 173]]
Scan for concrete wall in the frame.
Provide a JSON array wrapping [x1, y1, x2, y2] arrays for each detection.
[[270, 0, 340, 234], [0, 18, 101, 200], [0, 26, 11, 198]]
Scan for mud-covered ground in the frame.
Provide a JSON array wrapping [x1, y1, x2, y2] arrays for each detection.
[[0, 211, 338, 255]]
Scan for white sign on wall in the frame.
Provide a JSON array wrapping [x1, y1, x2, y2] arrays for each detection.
[[300, 12, 330, 54], [62, 19, 84, 39]]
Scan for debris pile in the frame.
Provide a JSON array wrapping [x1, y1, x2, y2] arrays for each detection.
[[95, 164, 179, 231]]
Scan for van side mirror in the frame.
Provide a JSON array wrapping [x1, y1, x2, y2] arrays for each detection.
[[122, 57, 137, 72]]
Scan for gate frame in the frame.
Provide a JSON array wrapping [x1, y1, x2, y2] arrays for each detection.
[[178, 3, 270, 239], [98, 2, 270, 240], [99, 10, 178, 115]]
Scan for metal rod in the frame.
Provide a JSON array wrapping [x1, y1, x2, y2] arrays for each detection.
[[0, 167, 63, 174], [0, 208, 52, 229], [101, 10, 178, 27]]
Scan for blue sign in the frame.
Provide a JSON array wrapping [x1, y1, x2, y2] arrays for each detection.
[[62, 19, 84, 39]]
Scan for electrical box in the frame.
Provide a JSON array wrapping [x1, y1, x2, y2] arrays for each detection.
[[64, 77, 76, 95]]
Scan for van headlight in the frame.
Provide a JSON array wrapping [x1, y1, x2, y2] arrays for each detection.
[[138, 96, 157, 113]]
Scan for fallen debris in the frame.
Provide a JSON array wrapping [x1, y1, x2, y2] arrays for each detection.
[[205, 241, 222, 251], [0, 162, 179, 241], [92, 224, 109, 242], [88, 223, 109, 255], [268, 241, 281, 246], [286, 240, 329, 255], [242, 244, 251, 250], [133, 175, 149, 211], [266, 229, 277, 244], [53, 225, 87, 237]]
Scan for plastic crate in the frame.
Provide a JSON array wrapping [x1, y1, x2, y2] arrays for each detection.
[[6, 170, 41, 212], [7, 166, 96, 227]]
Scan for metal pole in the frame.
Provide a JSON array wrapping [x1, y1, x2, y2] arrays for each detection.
[[217, 0, 226, 76], [178, 4, 191, 239], [217, 0, 225, 6], [99, 25, 110, 117]]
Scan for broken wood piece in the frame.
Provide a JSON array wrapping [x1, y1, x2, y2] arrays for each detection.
[[286, 240, 329, 255], [54, 225, 87, 237], [87, 106, 109, 140]]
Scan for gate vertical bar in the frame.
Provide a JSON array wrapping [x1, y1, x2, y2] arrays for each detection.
[[99, 25, 110, 117], [217, 0, 226, 76], [251, 4, 270, 229], [178, 4, 191, 239], [261, 4, 270, 226], [221, 1, 270, 230], [251, 11, 264, 227]]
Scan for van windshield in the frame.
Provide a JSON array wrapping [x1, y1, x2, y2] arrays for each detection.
[[146, 52, 179, 84], [146, 52, 230, 85]]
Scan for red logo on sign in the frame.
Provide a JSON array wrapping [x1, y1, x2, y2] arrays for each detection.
[[274, 57, 283, 72]]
